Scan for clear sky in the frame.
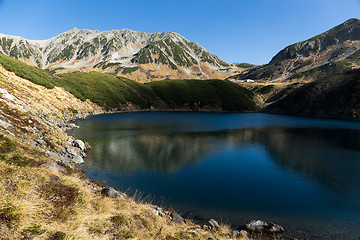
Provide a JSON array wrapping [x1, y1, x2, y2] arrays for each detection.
[[0, 0, 359, 64]]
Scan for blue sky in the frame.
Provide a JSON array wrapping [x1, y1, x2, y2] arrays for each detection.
[[0, 0, 359, 64]]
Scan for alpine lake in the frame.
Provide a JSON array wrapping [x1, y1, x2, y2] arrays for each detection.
[[70, 112, 360, 239]]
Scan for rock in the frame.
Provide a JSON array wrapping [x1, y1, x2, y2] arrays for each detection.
[[45, 150, 51, 156], [101, 187, 126, 198], [66, 123, 79, 130], [208, 219, 220, 231], [49, 174, 63, 183], [245, 220, 284, 234], [72, 155, 84, 164], [36, 139, 47, 146], [78, 151, 87, 158], [41, 162, 66, 172], [208, 238, 218, 240], [74, 139, 85, 151], [233, 230, 249, 239], [66, 146, 77, 156], [0, 119, 12, 129], [240, 229, 249, 237], [153, 209, 161, 216], [232, 230, 240, 237], [84, 141, 91, 150], [171, 212, 183, 225]]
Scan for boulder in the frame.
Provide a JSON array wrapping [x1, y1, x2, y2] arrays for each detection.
[[40, 162, 66, 172], [171, 212, 183, 225], [245, 220, 284, 234], [208, 219, 220, 231], [66, 147, 77, 156], [74, 139, 85, 151], [72, 155, 84, 164], [101, 187, 126, 198]]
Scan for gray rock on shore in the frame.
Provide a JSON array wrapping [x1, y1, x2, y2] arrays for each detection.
[[74, 139, 85, 151], [171, 212, 183, 225], [245, 220, 284, 234], [101, 187, 126, 198], [72, 155, 84, 164], [66, 146, 77, 156], [208, 219, 220, 231]]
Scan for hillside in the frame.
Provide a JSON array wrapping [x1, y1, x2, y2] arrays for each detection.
[[230, 18, 360, 82], [0, 28, 238, 82], [0, 51, 255, 112], [263, 69, 360, 120]]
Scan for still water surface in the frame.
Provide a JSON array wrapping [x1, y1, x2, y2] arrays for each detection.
[[71, 113, 360, 239]]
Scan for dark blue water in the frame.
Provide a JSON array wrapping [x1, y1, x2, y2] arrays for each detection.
[[71, 113, 360, 239]]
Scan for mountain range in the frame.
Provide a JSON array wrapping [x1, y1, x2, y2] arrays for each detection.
[[0, 28, 236, 82]]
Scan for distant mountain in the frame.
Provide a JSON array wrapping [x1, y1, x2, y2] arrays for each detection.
[[0, 28, 236, 82], [230, 18, 360, 81]]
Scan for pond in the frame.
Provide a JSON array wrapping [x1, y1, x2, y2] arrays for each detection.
[[71, 112, 360, 239]]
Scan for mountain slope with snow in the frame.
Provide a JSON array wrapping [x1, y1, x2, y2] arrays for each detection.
[[0, 28, 237, 82]]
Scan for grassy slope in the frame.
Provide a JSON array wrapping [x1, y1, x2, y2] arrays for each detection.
[[57, 72, 256, 112], [0, 53, 56, 89], [0, 53, 255, 112]]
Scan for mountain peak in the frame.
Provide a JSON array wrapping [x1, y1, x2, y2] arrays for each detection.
[[0, 28, 235, 82]]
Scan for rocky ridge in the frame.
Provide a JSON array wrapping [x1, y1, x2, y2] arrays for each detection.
[[0, 28, 237, 82], [230, 18, 360, 82]]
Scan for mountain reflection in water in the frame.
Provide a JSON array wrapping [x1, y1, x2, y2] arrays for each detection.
[[81, 127, 360, 192]]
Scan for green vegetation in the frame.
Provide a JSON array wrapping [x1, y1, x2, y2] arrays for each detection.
[[347, 49, 360, 61], [56, 72, 146, 110], [291, 60, 353, 80], [22, 224, 46, 235], [0, 203, 19, 229], [57, 72, 255, 111], [0, 135, 40, 167], [122, 67, 139, 74], [235, 63, 256, 69], [94, 61, 122, 70], [0, 53, 56, 89], [330, 48, 347, 60], [0, 134, 16, 153], [257, 85, 275, 94], [147, 79, 255, 111], [0, 53, 255, 112], [133, 48, 153, 64]]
